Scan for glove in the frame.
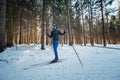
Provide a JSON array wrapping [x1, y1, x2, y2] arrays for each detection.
[[64, 29, 66, 34], [47, 33, 49, 36]]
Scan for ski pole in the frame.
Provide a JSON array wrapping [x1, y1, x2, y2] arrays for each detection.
[[71, 45, 83, 66]]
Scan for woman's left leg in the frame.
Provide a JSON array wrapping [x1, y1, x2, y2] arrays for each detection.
[[53, 40, 59, 60]]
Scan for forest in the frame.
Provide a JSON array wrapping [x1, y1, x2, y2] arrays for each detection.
[[0, 0, 120, 52]]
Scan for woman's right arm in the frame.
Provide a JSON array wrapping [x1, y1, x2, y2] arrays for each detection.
[[47, 32, 53, 38]]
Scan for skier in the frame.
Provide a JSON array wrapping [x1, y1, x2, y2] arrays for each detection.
[[47, 24, 66, 63]]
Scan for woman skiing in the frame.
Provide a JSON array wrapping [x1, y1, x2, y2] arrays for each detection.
[[47, 24, 66, 63]]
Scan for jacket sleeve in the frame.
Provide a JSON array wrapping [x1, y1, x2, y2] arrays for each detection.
[[47, 31, 53, 38], [58, 30, 66, 35]]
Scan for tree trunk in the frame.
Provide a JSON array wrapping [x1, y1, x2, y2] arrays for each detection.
[[6, 0, 13, 47], [41, 0, 45, 50], [81, 9, 86, 46], [106, 12, 110, 44], [19, 9, 22, 44], [89, 0, 94, 46], [0, 0, 6, 52], [75, 4, 82, 45], [96, 19, 99, 44], [46, 15, 49, 45], [101, 0, 106, 46], [67, 0, 72, 45]]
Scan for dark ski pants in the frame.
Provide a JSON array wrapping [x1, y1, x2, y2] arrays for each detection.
[[53, 40, 59, 59]]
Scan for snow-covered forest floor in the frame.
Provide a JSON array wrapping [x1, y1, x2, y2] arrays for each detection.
[[0, 44, 120, 80]]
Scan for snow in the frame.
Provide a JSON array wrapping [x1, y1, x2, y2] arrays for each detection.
[[0, 44, 120, 80]]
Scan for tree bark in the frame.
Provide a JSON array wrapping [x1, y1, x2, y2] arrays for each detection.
[[101, 0, 106, 46], [0, 0, 6, 52], [67, 0, 72, 45], [89, 0, 94, 46], [6, 0, 13, 47], [41, 0, 45, 50]]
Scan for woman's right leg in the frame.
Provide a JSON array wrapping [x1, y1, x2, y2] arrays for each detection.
[[53, 40, 59, 60]]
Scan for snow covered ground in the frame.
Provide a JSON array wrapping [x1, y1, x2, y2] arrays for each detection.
[[0, 44, 120, 80]]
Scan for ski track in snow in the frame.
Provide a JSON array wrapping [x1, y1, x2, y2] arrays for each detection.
[[0, 44, 120, 80]]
